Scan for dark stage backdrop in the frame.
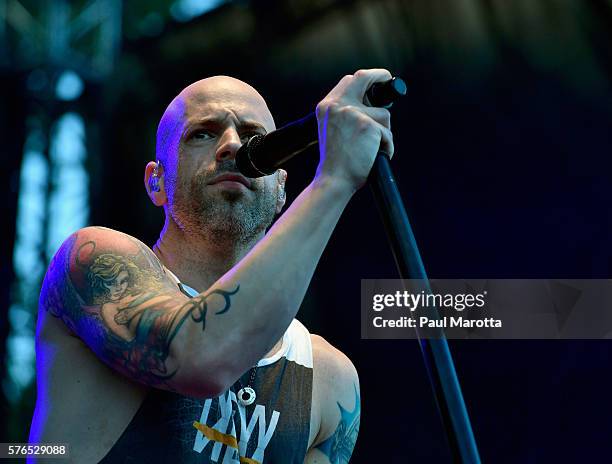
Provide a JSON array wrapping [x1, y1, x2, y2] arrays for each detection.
[[2, 1, 612, 462]]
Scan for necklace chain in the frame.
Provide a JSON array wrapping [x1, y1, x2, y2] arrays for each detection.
[[239, 365, 258, 389]]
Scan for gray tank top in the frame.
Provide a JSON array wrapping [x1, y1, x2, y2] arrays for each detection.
[[99, 276, 313, 464]]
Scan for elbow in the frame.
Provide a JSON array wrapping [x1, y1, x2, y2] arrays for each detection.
[[176, 380, 227, 399], [167, 330, 253, 399], [171, 372, 229, 399], [172, 356, 235, 399]]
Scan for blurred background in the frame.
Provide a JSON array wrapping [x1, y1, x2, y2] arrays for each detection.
[[1, 0, 612, 462]]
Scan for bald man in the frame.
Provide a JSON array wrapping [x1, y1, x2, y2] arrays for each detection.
[[30, 69, 394, 463]]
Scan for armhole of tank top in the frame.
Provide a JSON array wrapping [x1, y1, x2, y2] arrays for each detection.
[[164, 266, 198, 297], [277, 319, 313, 369]]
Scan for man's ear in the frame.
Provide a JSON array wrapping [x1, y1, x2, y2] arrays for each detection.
[[275, 169, 287, 214], [144, 161, 167, 206]]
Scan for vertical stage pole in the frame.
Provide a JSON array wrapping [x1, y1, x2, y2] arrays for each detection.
[[370, 153, 481, 464]]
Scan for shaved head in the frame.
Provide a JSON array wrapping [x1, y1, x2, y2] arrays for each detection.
[[156, 76, 275, 169], [151, 76, 283, 248]]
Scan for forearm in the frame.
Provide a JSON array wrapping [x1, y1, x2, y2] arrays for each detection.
[[178, 177, 353, 389]]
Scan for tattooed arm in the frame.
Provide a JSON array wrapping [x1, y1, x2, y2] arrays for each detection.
[[306, 336, 361, 463], [41, 227, 237, 396], [41, 174, 354, 397]]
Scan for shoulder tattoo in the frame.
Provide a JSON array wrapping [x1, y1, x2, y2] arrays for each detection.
[[41, 230, 239, 385]]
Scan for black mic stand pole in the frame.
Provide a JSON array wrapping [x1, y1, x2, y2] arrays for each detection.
[[369, 152, 480, 463]]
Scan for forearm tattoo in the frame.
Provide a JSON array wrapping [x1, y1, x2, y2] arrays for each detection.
[[317, 384, 360, 463], [40, 230, 239, 385]]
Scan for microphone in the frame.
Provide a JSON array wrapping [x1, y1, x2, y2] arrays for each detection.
[[236, 77, 407, 178]]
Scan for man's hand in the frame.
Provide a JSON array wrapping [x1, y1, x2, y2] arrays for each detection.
[[315, 68, 395, 193]]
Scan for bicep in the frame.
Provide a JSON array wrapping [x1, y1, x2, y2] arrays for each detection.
[[40, 227, 219, 394]]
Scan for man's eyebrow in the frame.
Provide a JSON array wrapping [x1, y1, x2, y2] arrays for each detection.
[[183, 117, 267, 133], [238, 121, 267, 133]]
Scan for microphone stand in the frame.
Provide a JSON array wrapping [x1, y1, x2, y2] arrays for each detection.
[[369, 153, 481, 464]]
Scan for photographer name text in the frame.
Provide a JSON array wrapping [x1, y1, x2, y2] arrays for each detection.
[[371, 290, 503, 329]]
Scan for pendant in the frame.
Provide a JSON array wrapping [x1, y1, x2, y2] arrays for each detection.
[[237, 387, 256, 406]]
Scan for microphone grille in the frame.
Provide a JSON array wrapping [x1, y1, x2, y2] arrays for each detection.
[[236, 135, 270, 178]]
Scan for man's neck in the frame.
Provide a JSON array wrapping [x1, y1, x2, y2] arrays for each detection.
[[152, 217, 263, 292]]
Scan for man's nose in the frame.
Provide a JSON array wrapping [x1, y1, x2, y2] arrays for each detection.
[[215, 128, 242, 162]]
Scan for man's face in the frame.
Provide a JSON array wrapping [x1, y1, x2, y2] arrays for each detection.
[[161, 77, 280, 244]]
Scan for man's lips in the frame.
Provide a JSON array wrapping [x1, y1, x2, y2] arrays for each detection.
[[208, 173, 253, 189]]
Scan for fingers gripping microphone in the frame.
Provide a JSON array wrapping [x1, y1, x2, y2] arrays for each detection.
[[236, 77, 407, 178]]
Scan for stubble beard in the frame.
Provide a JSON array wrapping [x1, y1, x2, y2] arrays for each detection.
[[169, 169, 277, 249]]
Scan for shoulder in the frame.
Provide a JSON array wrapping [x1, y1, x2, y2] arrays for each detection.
[[311, 334, 358, 388], [42, 226, 157, 297], [40, 226, 168, 323], [47, 226, 162, 278], [44, 227, 151, 276], [310, 334, 360, 445], [63, 226, 156, 264]]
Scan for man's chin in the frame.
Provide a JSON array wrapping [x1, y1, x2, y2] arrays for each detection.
[[218, 188, 246, 202]]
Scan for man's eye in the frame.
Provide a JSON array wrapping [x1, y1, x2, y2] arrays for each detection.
[[240, 132, 263, 143], [191, 130, 215, 140]]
